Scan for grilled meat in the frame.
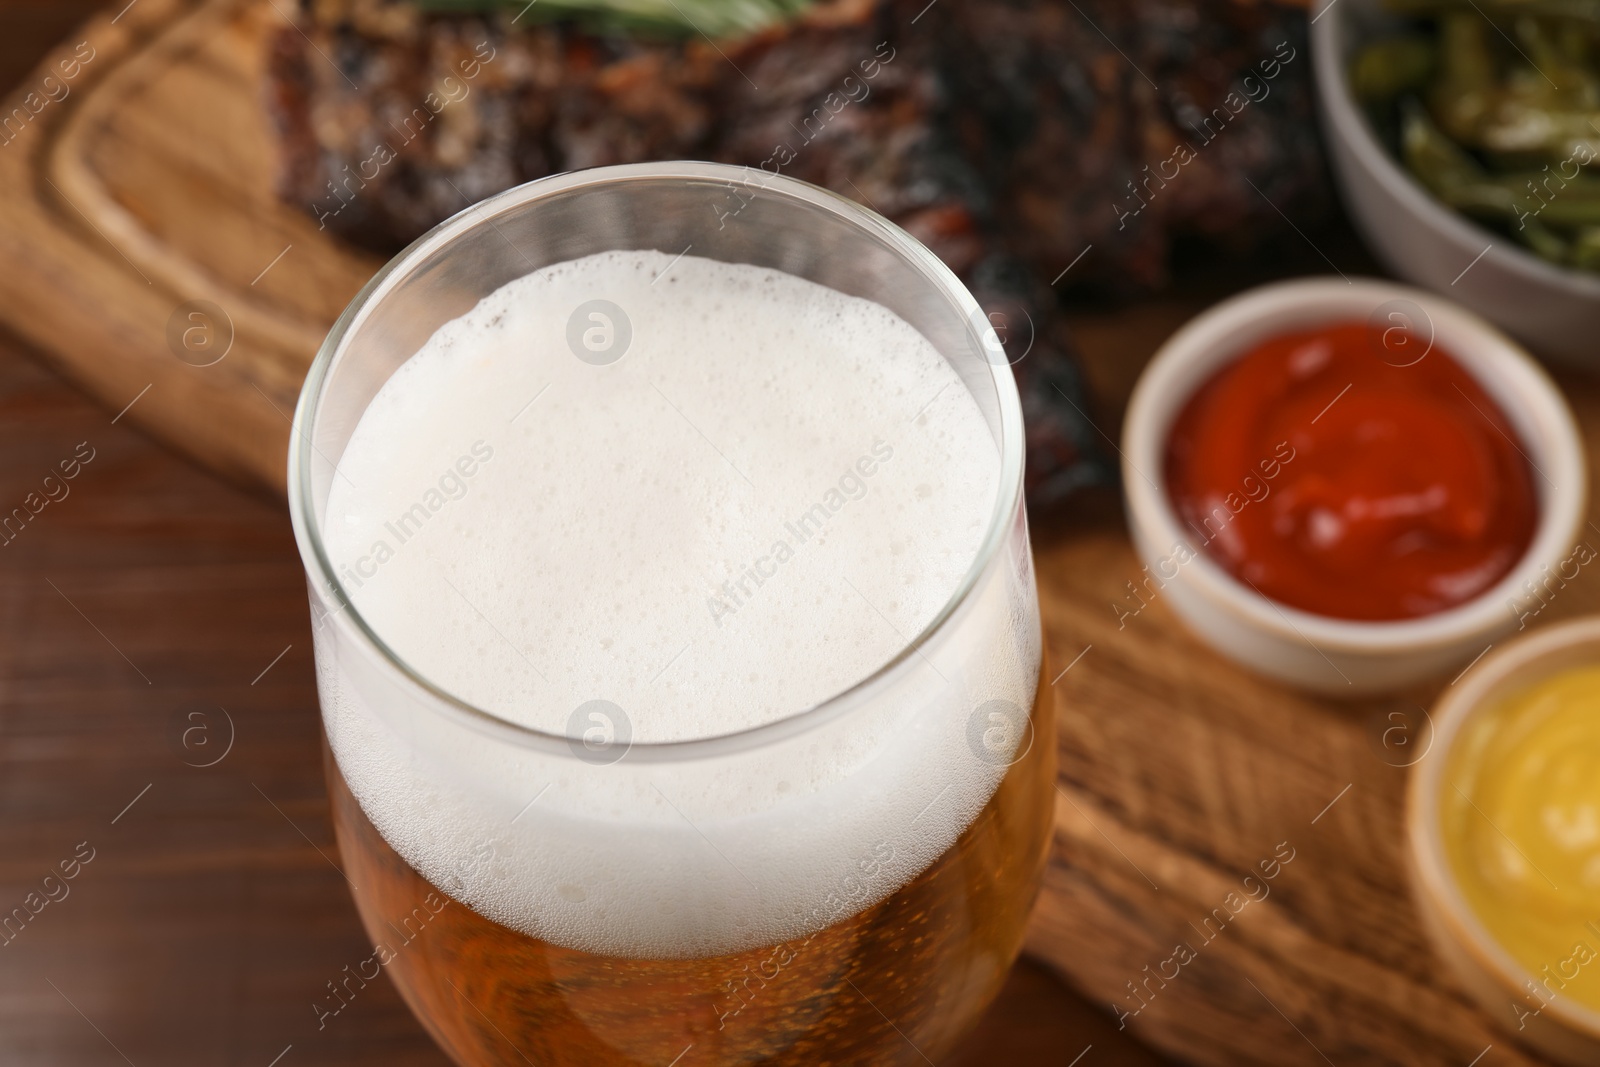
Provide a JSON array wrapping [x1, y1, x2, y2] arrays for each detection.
[[267, 0, 1325, 507], [939, 0, 1326, 291]]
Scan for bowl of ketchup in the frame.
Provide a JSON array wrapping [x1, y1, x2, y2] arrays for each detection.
[[1122, 278, 1587, 695]]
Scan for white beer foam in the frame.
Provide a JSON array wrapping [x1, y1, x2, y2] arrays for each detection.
[[318, 251, 1038, 957]]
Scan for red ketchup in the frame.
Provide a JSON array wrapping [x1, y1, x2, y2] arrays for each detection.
[[1163, 322, 1537, 621]]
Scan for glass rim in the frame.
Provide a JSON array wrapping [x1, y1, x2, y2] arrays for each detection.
[[287, 161, 1028, 762]]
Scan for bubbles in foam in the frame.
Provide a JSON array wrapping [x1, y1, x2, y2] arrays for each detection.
[[316, 251, 1039, 957], [326, 250, 997, 742]]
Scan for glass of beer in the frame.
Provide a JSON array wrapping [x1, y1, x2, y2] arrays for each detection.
[[288, 162, 1053, 1066]]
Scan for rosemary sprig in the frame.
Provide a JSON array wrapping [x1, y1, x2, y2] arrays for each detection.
[[411, 0, 814, 38]]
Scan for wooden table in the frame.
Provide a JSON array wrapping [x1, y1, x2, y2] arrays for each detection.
[[17, 0, 1600, 1063], [0, 4, 1169, 1063]]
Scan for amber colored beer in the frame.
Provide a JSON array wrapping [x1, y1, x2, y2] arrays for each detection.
[[325, 674, 1055, 1067]]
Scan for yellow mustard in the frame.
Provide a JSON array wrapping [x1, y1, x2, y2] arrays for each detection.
[[1443, 665, 1600, 1017]]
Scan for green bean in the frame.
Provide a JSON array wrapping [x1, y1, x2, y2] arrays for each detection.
[[1512, 15, 1600, 100], [1401, 100, 1600, 269], [1428, 14, 1501, 145], [1453, 95, 1600, 162], [1554, 19, 1595, 66], [1406, 9, 1600, 163], [1505, 168, 1600, 226], [1520, 214, 1573, 259], [1352, 38, 1438, 102], [1403, 99, 1498, 197], [1569, 225, 1600, 266], [1370, 0, 1600, 268]]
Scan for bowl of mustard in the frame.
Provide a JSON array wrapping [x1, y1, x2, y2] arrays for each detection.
[[1410, 615, 1600, 1063]]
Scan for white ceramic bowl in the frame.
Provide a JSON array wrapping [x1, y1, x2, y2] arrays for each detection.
[[1121, 277, 1586, 695], [1312, 0, 1600, 365], [1410, 617, 1600, 1065]]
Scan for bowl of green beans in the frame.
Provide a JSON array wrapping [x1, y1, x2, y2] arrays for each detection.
[[1312, 0, 1600, 364]]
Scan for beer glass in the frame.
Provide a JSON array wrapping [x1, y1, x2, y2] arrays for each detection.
[[288, 162, 1053, 1066]]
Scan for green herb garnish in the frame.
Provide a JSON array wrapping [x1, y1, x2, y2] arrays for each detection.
[[412, 0, 814, 38]]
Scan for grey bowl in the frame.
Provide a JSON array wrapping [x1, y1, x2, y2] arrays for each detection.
[[1311, 0, 1600, 365]]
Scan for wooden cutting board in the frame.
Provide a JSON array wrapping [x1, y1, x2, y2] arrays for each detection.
[[0, 0, 378, 493], [4, 2, 1596, 1064]]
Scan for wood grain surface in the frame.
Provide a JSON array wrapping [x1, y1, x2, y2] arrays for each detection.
[[1, 1, 1595, 1066], [0, 0, 376, 493]]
